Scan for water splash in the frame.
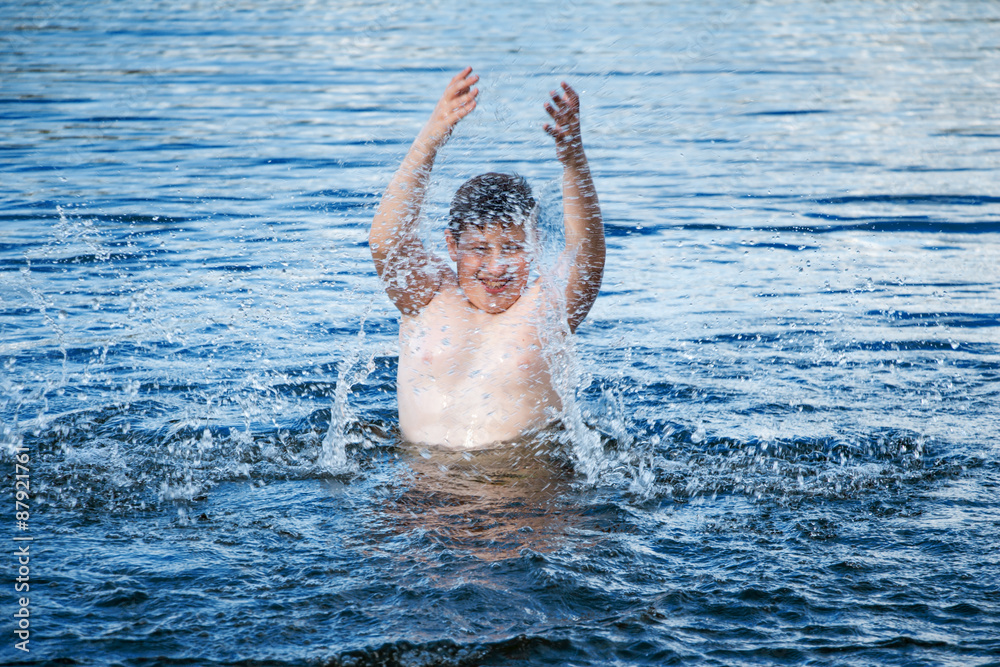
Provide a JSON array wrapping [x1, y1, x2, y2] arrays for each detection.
[[534, 182, 625, 484], [319, 301, 376, 473]]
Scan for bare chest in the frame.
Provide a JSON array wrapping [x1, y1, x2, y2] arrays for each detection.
[[395, 286, 562, 447], [399, 303, 546, 387]]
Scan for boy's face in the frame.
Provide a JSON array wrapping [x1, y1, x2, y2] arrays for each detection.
[[446, 221, 531, 314]]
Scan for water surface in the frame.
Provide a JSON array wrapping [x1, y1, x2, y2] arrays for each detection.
[[2, 0, 999, 664]]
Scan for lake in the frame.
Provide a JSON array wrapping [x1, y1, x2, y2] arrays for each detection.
[[2, 0, 999, 664]]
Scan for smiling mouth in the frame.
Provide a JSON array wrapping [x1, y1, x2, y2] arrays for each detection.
[[480, 277, 511, 295]]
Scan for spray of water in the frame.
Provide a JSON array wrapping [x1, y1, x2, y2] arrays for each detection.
[[532, 180, 629, 485], [319, 300, 377, 473]]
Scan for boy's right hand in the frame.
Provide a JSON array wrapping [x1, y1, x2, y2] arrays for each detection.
[[421, 67, 479, 148]]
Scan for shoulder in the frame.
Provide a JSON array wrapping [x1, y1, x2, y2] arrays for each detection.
[[400, 272, 463, 325], [394, 267, 456, 317], [498, 279, 560, 328], [515, 276, 560, 312]]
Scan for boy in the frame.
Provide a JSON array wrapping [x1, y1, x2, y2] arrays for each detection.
[[370, 67, 604, 449]]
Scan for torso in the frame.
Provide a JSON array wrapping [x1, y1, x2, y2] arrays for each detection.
[[397, 278, 562, 449]]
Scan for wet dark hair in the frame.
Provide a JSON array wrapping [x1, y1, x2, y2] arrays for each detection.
[[448, 172, 536, 236]]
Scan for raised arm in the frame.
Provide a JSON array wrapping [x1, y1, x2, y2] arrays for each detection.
[[544, 82, 605, 333], [370, 67, 479, 315]]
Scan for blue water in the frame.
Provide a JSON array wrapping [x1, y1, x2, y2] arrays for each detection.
[[3, 0, 1000, 664]]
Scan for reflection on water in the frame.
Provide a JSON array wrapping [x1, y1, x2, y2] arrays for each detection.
[[383, 437, 579, 561]]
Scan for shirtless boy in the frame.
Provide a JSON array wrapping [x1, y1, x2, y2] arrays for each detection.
[[369, 67, 604, 449]]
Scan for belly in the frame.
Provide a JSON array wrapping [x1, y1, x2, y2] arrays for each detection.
[[397, 345, 561, 449]]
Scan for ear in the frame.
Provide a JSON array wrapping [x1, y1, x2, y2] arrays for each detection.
[[445, 230, 460, 263]]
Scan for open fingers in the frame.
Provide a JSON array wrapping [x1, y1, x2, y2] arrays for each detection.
[[451, 66, 475, 85], [452, 77, 479, 98], [448, 84, 479, 118], [547, 83, 578, 115], [457, 84, 479, 103], [545, 97, 570, 120], [550, 83, 578, 110], [452, 89, 478, 117], [449, 67, 479, 96], [543, 114, 568, 139], [548, 90, 564, 111]]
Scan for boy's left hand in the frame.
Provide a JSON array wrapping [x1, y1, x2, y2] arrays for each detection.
[[544, 82, 585, 165]]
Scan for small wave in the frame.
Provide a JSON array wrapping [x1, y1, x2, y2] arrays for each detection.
[[677, 219, 1000, 234], [865, 309, 1000, 329], [743, 108, 830, 116], [814, 194, 1000, 206]]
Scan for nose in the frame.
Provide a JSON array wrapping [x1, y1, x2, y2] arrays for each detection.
[[482, 247, 507, 275]]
